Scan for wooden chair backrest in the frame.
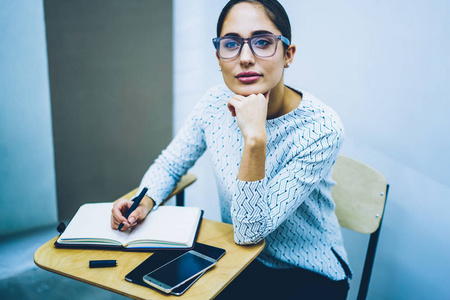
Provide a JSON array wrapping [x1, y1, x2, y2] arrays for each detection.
[[331, 156, 387, 234]]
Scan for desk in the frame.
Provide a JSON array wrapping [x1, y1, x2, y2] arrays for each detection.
[[34, 218, 264, 299]]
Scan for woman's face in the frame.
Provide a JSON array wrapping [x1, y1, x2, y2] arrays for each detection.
[[217, 3, 292, 96]]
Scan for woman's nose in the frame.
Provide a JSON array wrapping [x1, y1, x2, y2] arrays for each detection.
[[239, 43, 255, 66]]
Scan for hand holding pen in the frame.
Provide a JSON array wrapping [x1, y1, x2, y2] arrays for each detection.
[[111, 187, 154, 231]]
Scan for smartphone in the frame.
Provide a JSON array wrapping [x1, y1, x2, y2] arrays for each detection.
[[142, 250, 217, 294], [125, 243, 226, 295]]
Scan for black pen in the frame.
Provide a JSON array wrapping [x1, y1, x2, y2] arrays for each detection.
[[117, 187, 148, 231], [89, 260, 117, 268]]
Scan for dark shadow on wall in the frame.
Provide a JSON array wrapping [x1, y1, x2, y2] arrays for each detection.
[[44, 0, 173, 220]]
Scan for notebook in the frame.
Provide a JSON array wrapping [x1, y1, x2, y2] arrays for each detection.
[[55, 202, 203, 251]]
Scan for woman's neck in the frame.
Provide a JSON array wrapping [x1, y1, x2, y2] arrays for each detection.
[[267, 84, 301, 119]]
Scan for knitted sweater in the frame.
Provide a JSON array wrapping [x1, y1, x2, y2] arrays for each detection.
[[138, 84, 351, 280]]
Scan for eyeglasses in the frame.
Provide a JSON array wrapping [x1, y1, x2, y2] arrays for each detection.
[[212, 34, 290, 59]]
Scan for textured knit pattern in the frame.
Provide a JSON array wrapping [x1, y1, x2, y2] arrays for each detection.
[[138, 84, 351, 280]]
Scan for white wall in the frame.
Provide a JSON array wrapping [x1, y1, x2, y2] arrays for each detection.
[[172, 0, 227, 216], [0, 0, 58, 236], [174, 0, 450, 299]]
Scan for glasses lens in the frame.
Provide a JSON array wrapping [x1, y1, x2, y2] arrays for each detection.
[[250, 35, 277, 57], [216, 35, 279, 59], [218, 37, 242, 59]]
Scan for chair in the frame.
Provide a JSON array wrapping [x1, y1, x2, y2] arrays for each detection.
[[331, 155, 389, 300], [119, 173, 197, 206]]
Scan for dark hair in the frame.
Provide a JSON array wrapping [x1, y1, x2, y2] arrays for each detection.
[[216, 0, 292, 49]]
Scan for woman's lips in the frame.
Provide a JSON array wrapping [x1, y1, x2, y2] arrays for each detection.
[[236, 71, 262, 83]]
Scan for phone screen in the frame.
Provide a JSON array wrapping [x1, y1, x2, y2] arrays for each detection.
[[143, 250, 216, 291]]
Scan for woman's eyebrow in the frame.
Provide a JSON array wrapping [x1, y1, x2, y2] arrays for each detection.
[[222, 32, 241, 37], [222, 30, 275, 38], [252, 30, 274, 36]]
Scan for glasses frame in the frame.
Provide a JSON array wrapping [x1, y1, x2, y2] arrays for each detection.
[[212, 33, 290, 60]]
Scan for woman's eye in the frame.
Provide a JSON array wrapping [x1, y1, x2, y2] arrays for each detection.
[[253, 38, 272, 48], [224, 40, 240, 49]]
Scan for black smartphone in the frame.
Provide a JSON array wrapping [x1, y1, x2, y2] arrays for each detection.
[[142, 250, 217, 293], [125, 243, 226, 295]]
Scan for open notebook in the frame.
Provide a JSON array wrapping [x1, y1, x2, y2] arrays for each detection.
[[55, 202, 203, 251]]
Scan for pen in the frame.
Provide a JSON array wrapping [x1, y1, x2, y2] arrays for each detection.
[[117, 187, 148, 231], [89, 260, 117, 268]]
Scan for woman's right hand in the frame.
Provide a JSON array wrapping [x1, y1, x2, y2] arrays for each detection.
[[111, 196, 154, 230]]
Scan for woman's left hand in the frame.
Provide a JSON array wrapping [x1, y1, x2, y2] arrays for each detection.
[[227, 91, 270, 141], [227, 91, 270, 181]]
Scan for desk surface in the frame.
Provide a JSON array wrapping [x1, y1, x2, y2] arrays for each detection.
[[34, 218, 264, 300]]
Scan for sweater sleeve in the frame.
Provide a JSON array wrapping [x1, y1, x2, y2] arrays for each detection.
[[230, 123, 343, 244], [136, 99, 208, 207]]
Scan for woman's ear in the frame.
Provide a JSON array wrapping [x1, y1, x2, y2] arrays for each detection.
[[284, 44, 296, 68]]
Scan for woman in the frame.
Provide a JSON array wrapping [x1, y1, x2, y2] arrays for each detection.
[[112, 0, 351, 298]]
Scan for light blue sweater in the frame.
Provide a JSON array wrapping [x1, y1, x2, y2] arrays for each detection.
[[138, 84, 351, 281]]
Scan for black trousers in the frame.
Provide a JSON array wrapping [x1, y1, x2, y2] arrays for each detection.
[[215, 259, 349, 300]]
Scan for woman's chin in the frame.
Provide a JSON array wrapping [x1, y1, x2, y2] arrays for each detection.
[[227, 84, 266, 97]]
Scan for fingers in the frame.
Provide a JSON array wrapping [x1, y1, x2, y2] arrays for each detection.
[[227, 93, 268, 118], [227, 97, 243, 117], [127, 205, 149, 226], [227, 101, 236, 117], [111, 198, 134, 230], [111, 196, 155, 231], [111, 198, 153, 231], [227, 94, 256, 117], [227, 93, 269, 141]]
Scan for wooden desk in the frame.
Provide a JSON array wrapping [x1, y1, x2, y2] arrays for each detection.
[[34, 218, 264, 300]]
